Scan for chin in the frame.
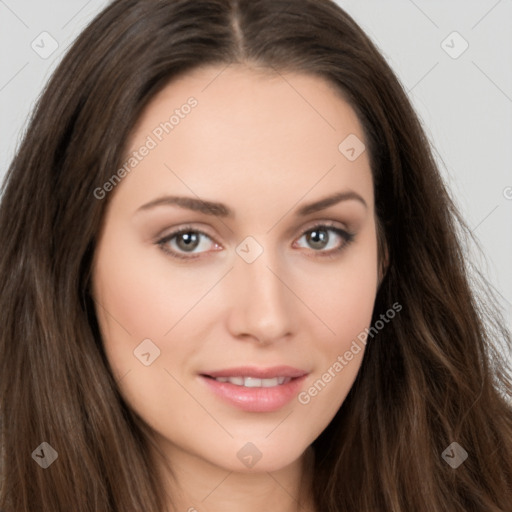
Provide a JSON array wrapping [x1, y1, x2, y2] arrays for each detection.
[[209, 439, 311, 474]]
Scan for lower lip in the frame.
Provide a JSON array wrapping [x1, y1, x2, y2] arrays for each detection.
[[200, 375, 307, 412]]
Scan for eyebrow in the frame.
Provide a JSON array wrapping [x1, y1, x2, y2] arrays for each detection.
[[136, 190, 367, 217]]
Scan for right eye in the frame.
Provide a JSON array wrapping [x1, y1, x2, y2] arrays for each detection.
[[156, 227, 222, 260]]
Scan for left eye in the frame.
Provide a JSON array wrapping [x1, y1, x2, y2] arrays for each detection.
[[294, 225, 353, 252]]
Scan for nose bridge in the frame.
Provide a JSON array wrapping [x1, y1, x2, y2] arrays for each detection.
[[227, 240, 293, 342]]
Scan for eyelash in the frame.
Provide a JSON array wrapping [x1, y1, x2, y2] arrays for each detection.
[[156, 222, 355, 261]]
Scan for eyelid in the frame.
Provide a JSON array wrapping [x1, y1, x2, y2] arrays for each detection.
[[299, 218, 351, 234], [155, 222, 216, 241]]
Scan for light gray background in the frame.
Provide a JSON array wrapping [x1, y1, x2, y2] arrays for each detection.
[[1, 0, 511, 332]]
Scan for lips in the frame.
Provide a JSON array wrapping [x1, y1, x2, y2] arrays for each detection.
[[199, 366, 309, 412]]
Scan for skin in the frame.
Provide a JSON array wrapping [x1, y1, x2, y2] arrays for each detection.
[[92, 64, 381, 512]]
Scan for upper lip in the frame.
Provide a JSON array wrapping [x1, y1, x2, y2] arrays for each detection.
[[202, 366, 308, 379]]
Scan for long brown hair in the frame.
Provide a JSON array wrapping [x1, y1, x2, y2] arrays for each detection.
[[1, 0, 511, 510]]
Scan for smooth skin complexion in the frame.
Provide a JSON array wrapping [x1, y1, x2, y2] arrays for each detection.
[[92, 65, 381, 512]]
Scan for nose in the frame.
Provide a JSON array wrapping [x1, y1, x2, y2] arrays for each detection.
[[225, 249, 294, 345]]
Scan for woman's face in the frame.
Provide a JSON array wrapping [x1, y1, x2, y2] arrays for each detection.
[[92, 64, 380, 474]]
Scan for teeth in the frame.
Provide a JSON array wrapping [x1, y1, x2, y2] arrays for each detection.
[[244, 377, 263, 387], [213, 376, 291, 387], [261, 378, 278, 387]]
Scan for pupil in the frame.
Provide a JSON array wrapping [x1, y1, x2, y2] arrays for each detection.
[[177, 232, 199, 251], [308, 229, 328, 249]]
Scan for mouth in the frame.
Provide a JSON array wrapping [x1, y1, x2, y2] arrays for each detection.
[[199, 366, 308, 412]]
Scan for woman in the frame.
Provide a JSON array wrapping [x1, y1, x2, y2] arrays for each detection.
[[1, 0, 511, 511]]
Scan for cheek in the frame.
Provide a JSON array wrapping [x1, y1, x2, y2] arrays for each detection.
[[91, 223, 229, 401], [93, 223, 214, 338], [91, 233, 204, 434], [295, 287, 373, 440], [295, 222, 379, 343], [292, 228, 378, 427], [91, 228, 177, 377]]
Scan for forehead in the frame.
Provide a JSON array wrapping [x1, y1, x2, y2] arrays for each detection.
[[117, 64, 373, 214]]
